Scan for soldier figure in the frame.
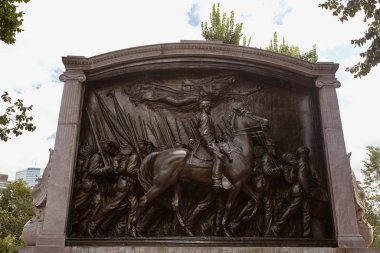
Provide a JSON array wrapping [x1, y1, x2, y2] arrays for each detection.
[[197, 100, 224, 190], [268, 146, 312, 237], [260, 141, 283, 235], [86, 140, 119, 237]]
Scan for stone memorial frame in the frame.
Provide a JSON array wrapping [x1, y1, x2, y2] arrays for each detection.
[[20, 41, 372, 253]]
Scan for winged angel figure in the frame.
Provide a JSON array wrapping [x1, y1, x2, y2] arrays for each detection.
[[124, 74, 262, 112]]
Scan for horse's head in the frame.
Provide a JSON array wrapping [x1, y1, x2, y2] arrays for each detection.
[[229, 106, 270, 134]]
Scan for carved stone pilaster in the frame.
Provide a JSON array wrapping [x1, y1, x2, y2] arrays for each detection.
[[59, 71, 86, 83], [315, 76, 341, 89], [316, 76, 365, 248], [35, 71, 86, 247]]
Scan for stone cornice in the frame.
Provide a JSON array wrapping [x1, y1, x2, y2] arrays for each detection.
[[61, 42, 339, 82]]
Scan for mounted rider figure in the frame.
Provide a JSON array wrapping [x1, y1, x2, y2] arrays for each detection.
[[197, 100, 226, 190]]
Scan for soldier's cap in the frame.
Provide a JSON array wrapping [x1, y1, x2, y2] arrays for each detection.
[[282, 152, 297, 163], [297, 146, 310, 154], [200, 100, 212, 107], [100, 140, 118, 151], [265, 139, 275, 147]]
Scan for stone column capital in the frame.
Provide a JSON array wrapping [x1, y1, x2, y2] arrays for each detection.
[[315, 76, 341, 89], [59, 71, 86, 83]]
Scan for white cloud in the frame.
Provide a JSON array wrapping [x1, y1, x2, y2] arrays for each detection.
[[187, 3, 201, 27]]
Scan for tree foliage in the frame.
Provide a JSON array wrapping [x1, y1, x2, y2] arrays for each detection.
[[319, 0, 380, 78], [361, 146, 380, 248], [201, 3, 251, 46], [201, 4, 318, 63], [1, 1, 35, 142], [0, 234, 18, 253], [0, 91, 36, 142], [266, 32, 318, 63], [0, 179, 34, 252], [0, 0, 30, 44]]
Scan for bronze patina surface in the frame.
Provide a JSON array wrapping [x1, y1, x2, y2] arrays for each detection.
[[68, 69, 333, 241]]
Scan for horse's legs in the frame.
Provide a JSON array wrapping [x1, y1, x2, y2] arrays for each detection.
[[236, 200, 255, 222], [130, 185, 162, 237], [230, 200, 255, 235], [222, 183, 242, 237], [224, 183, 263, 235], [187, 191, 215, 232], [172, 183, 193, 236], [230, 192, 263, 235], [138, 205, 161, 234], [241, 184, 260, 217], [242, 183, 259, 203]]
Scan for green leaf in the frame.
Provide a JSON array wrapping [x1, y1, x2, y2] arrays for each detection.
[[0, 180, 33, 250], [201, 3, 251, 46], [1, 91, 36, 141], [319, 0, 380, 77]]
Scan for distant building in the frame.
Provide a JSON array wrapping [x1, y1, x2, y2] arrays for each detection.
[[15, 168, 43, 188], [0, 174, 10, 189]]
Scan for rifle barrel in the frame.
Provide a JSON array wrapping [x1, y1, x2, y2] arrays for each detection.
[[86, 109, 109, 167]]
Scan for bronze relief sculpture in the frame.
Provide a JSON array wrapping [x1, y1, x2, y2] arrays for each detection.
[[68, 72, 332, 240]]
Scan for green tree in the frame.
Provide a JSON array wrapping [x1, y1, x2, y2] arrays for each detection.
[[0, 0, 30, 44], [1, 0, 35, 142], [319, 0, 380, 78], [201, 4, 318, 62], [0, 179, 34, 252], [361, 146, 380, 248], [0, 235, 18, 253], [1, 91, 36, 142], [266, 32, 318, 63], [201, 3, 251, 46]]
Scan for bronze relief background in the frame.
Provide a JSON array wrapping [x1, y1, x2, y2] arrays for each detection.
[[67, 69, 333, 241]]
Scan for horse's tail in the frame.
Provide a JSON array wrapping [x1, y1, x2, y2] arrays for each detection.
[[138, 152, 160, 192]]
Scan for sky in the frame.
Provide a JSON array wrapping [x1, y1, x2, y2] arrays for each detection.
[[0, 0, 379, 181]]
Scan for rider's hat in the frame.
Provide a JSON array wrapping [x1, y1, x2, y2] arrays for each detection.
[[200, 100, 212, 108]]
